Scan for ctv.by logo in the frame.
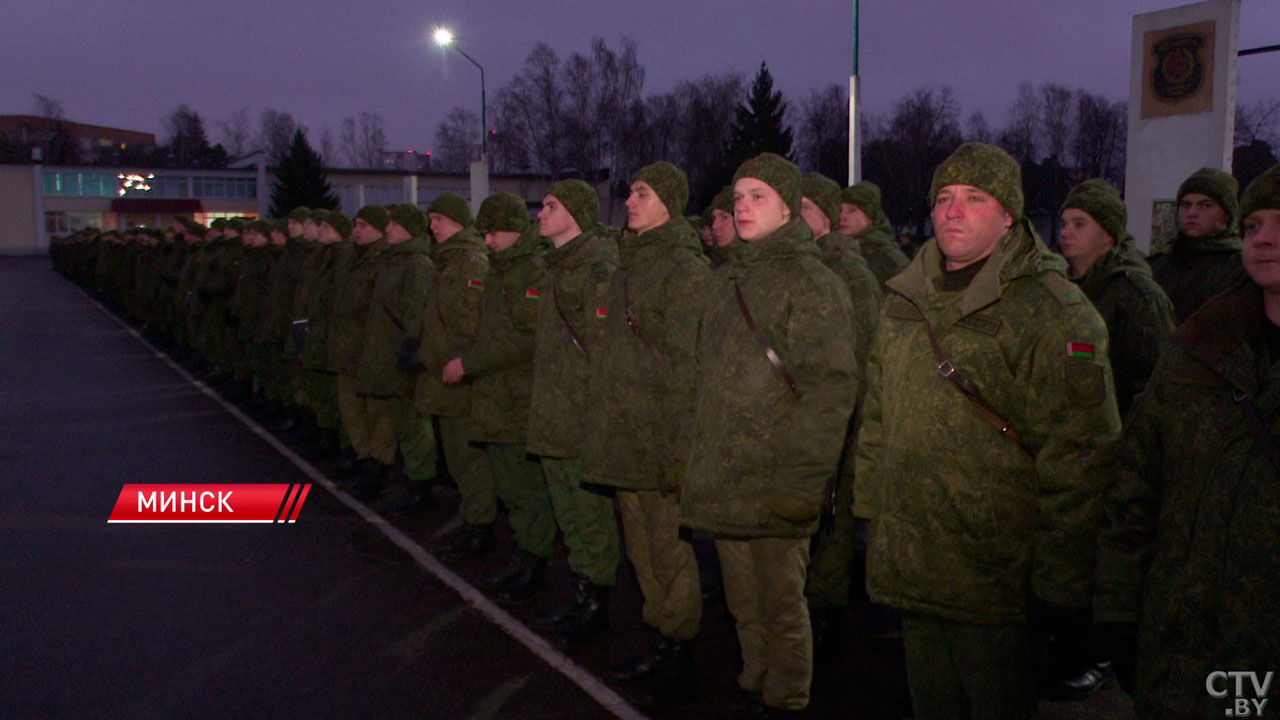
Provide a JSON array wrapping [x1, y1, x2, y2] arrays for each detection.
[[1207, 671, 1274, 717]]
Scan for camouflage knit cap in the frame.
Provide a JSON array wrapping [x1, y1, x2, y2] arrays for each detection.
[[427, 192, 474, 228], [1061, 179, 1126, 244], [929, 142, 1025, 219], [476, 193, 529, 233], [733, 152, 802, 217], [248, 219, 273, 237], [173, 214, 193, 227], [700, 205, 715, 226], [709, 186, 735, 215], [547, 179, 600, 234], [321, 210, 352, 239], [387, 203, 428, 237], [1177, 167, 1239, 224], [356, 204, 389, 233], [226, 218, 246, 234], [185, 223, 207, 238], [841, 181, 885, 224], [288, 206, 312, 223], [210, 218, 228, 231], [271, 219, 288, 236], [632, 161, 689, 218], [1239, 163, 1280, 231], [801, 173, 843, 229]]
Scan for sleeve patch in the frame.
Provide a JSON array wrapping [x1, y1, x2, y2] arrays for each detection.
[[467, 279, 484, 290], [1065, 359, 1105, 408]]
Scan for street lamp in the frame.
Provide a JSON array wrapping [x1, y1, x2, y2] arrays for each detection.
[[433, 27, 486, 162]]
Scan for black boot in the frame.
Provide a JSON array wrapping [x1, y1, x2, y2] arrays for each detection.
[[443, 522, 496, 562], [529, 573, 593, 631], [481, 548, 536, 591], [380, 481, 435, 517], [630, 638, 697, 710], [291, 411, 318, 444], [493, 553, 547, 605], [307, 427, 340, 460], [349, 461, 388, 500], [607, 630, 668, 680], [269, 405, 296, 432], [551, 577, 610, 647], [810, 606, 845, 662]]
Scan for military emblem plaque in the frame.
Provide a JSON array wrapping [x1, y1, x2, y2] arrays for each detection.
[[1141, 20, 1215, 118]]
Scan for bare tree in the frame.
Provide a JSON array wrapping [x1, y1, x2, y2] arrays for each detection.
[[339, 112, 387, 169], [494, 43, 565, 175], [257, 108, 298, 165], [796, 84, 848, 181], [965, 111, 993, 144], [33, 94, 65, 120], [999, 83, 1041, 165], [1236, 98, 1280, 148], [216, 108, 254, 159], [1071, 90, 1127, 188], [319, 127, 336, 166], [863, 87, 962, 234], [1040, 83, 1074, 162], [433, 107, 479, 172]]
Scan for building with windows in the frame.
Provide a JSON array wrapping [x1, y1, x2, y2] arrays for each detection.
[[0, 115, 157, 165]]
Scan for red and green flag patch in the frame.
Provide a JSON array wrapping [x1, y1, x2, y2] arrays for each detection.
[[467, 279, 484, 290], [595, 307, 608, 319], [1066, 342, 1095, 359], [525, 289, 541, 299]]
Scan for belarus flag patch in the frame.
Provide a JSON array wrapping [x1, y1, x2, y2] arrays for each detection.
[[467, 279, 484, 290], [595, 307, 608, 319], [1066, 342, 1095, 359], [525, 289, 541, 299]]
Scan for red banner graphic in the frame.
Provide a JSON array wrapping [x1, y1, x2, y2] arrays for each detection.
[[107, 484, 311, 523]]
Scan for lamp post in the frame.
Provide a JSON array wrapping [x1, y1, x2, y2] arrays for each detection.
[[433, 28, 487, 162]]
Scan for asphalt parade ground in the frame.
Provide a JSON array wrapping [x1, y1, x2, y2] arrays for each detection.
[[0, 256, 1132, 719]]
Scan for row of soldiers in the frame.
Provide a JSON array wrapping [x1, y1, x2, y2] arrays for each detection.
[[51, 148, 1279, 720]]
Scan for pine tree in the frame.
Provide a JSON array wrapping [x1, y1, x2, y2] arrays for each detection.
[[269, 129, 339, 218], [724, 62, 794, 167]]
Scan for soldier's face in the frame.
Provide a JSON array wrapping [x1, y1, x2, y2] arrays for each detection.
[[246, 230, 267, 247], [1058, 208, 1115, 273], [287, 219, 304, 238], [932, 184, 1013, 271], [302, 219, 319, 241], [625, 181, 670, 235], [352, 218, 383, 245], [838, 203, 871, 236], [800, 198, 830, 238], [733, 178, 790, 242], [1177, 193, 1228, 238], [484, 230, 521, 253], [429, 213, 463, 244], [1243, 209, 1280, 293], [538, 195, 581, 247], [270, 231, 287, 245], [711, 209, 737, 247], [385, 222, 412, 245], [318, 224, 341, 244]]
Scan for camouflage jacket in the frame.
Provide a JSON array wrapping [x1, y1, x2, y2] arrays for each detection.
[[326, 239, 385, 375], [856, 217, 910, 290], [299, 241, 352, 371], [461, 226, 548, 444], [1072, 238, 1176, 415], [679, 218, 858, 538], [854, 220, 1121, 623], [816, 231, 884, 483], [1094, 279, 1280, 719], [412, 228, 489, 416], [358, 236, 435, 397], [199, 239, 245, 324], [231, 246, 272, 342], [1149, 229, 1245, 324], [279, 238, 318, 360], [580, 217, 711, 491], [252, 245, 292, 345], [526, 225, 620, 458]]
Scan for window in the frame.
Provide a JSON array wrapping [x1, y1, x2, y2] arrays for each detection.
[[42, 172, 119, 197], [45, 212, 105, 234]]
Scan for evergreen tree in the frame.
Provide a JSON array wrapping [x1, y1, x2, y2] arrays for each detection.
[[269, 129, 339, 218], [724, 62, 794, 167]]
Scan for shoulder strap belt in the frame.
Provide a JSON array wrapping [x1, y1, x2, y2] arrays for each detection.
[[551, 283, 590, 360], [733, 278, 798, 396], [920, 311, 1024, 447], [624, 275, 666, 366]]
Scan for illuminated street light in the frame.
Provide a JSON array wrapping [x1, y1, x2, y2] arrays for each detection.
[[432, 26, 486, 161]]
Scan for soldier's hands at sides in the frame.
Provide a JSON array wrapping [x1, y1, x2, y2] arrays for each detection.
[[396, 337, 424, 373], [442, 357, 466, 384]]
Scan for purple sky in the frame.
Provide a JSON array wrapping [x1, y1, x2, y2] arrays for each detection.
[[2, 0, 1278, 156]]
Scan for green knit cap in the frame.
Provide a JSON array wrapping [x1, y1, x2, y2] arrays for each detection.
[[210, 218, 228, 231], [186, 223, 208, 238], [801, 173, 843, 228], [319, 209, 352, 239], [1061, 179, 1127, 244], [288, 206, 311, 223], [1177, 167, 1239, 224], [632, 161, 689, 218], [841, 181, 885, 224], [476, 193, 529, 233], [733, 152, 801, 217], [709, 186, 735, 215], [929, 142, 1025, 219], [356, 204, 389, 233], [1240, 163, 1280, 231], [387, 203, 428, 237], [427, 192, 474, 228], [271, 219, 288, 236], [226, 218, 246, 234], [547, 179, 600, 234], [248, 219, 273, 237]]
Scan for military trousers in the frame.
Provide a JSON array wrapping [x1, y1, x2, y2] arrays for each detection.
[[617, 489, 701, 640], [302, 369, 341, 430], [249, 343, 283, 403], [437, 415, 495, 525], [488, 443, 554, 558], [539, 456, 619, 587], [388, 397, 438, 483], [337, 374, 395, 464], [717, 536, 812, 711], [900, 614, 1037, 720], [805, 474, 860, 609]]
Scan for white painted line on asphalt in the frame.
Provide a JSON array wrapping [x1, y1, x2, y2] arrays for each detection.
[[78, 285, 650, 720]]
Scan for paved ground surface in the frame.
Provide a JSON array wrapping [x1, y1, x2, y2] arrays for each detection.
[[0, 255, 1134, 719]]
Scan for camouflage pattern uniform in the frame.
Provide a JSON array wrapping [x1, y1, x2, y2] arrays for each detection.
[[857, 216, 910, 290], [329, 238, 394, 464], [1149, 228, 1244, 324], [299, 234, 352, 434]]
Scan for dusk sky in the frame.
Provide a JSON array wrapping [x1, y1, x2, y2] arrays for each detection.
[[2, 0, 1278, 155]]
